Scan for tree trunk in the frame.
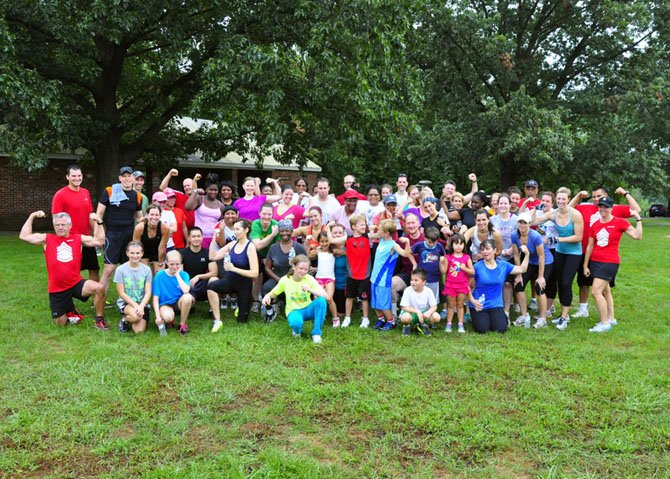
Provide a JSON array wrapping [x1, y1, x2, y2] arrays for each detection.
[[94, 134, 122, 193], [499, 153, 517, 190]]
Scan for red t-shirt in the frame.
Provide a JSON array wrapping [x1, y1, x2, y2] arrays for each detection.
[[45, 234, 83, 292], [403, 233, 425, 276], [346, 234, 371, 279], [589, 217, 630, 264], [51, 186, 93, 235], [174, 191, 195, 229], [576, 203, 631, 251], [519, 197, 541, 210], [171, 207, 187, 249]]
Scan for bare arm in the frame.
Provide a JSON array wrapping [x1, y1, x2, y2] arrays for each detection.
[[583, 237, 594, 277], [185, 173, 202, 211], [81, 213, 105, 248], [157, 223, 170, 263], [159, 168, 179, 191], [133, 223, 144, 242], [569, 191, 588, 208], [264, 257, 280, 282], [511, 245, 530, 275], [625, 215, 643, 240], [557, 209, 583, 244], [493, 231, 503, 256], [463, 173, 478, 204], [615, 187, 642, 214], [19, 211, 47, 245]]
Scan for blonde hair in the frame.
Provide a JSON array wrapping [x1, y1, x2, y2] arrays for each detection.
[[556, 187, 571, 198], [287, 254, 310, 278], [349, 214, 365, 227], [379, 219, 396, 235]]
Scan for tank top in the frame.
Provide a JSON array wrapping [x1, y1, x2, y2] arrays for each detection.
[[315, 251, 335, 280], [555, 209, 582, 255], [195, 201, 222, 239], [470, 229, 493, 261], [229, 239, 252, 281], [141, 221, 163, 260], [45, 234, 83, 293]]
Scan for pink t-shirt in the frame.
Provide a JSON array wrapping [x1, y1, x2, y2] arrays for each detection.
[[273, 204, 305, 229], [444, 253, 470, 289], [234, 195, 267, 221]]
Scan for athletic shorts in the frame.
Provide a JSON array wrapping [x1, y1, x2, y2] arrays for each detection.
[[400, 309, 430, 324], [316, 277, 334, 287], [189, 279, 210, 302], [104, 229, 134, 265], [80, 246, 100, 271], [345, 277, 370, 300], [579, 255, 616, 287], [394, 272, 411, 288], [371, 283, 392, 311], [117, 301, 150, 321], [588, 261, 619, 283], [49, 279, 88, 319], [333, 288, 346, 313]]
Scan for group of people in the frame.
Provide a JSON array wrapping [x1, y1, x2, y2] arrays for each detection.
[[21, 165, 643, 343]]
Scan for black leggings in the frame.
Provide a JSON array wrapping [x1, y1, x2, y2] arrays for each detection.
[[471, 307, 508, 333], [554, 252, 581, 308], [207, 276, 253, 323]]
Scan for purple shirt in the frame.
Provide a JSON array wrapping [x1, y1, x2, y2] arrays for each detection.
[[233, 195, 267, 221]]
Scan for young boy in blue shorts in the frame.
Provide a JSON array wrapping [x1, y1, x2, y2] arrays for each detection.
[[371, 219, 414, 331], [399, 268, 441, 336]]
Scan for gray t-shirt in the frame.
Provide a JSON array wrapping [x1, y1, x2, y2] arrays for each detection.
[[266, 241, 306, 278], [113, 262, 152, 307]]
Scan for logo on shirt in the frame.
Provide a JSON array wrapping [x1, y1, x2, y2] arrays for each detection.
[[56, 241, 74, 263], [596, 228, 610, 247], [590, 212, 602, 227]]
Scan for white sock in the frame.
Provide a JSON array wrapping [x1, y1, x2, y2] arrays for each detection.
[[579, 302, 588, 312]]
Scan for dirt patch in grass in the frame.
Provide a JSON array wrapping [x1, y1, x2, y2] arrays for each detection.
[[24, 445, 109, 478]]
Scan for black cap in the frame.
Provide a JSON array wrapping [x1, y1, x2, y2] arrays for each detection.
[[223, 205, 238, 214], [597, 197, 614, 208], [118, 166, 134, 176], [525, 179, 539, 188]]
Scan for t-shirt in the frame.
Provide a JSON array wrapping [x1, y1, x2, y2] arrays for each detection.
[[576, 203, 631, 251], [271, 274, 321, 316], [371, 238, 399, 287], [346, 234, 371, 280], [490, 214, 517, 259], [266, 242, 307, 278], [589, 217, 630, 264], [334, 251, 348, 289], [170, 207, 187, 249], [45, 234, 83, 293], [400, 233, 425, 276], [174, 191, 195, 229], [310, 195, 341, 223], [152, 270, 190, 307], [250, 219, 279, 257], [470, 260, 515, 310], [160, 209, 177, 249], [99, 187, 141, 231], [51, 186, 93, 235], [411, 241, 445, 283], [113, 262, 152, 306], [332, 204, 367, 235], [457, 207, 477, 229], [234, 195, 267, 221], [179, 247, 210, 277], [273, 204, 305, 229], [400, 286, 437, 312], [519, 197, 541, 210], [511, 229, 554, 265]]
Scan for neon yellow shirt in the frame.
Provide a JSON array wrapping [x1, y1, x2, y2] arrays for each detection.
[[270, 274, 320, 316]]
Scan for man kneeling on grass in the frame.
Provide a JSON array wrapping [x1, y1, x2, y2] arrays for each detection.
[[152, 250, 194, 336], [399, 268, 441, 336], [114, 241, 152, 333], [20, 210, 105, 326]]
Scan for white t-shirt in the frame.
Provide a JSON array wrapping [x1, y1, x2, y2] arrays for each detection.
[[160, 209, 177, 248], [400, 286, 437, 312], [311, 195, 341, 223]]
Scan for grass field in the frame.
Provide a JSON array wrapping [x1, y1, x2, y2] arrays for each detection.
[[1, 222, 669, 478]]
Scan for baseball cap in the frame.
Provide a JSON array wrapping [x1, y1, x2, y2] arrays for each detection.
[[525, 179, 539, 188], [132, 170, 145, 179], [163, 187, 176, 198], [422, 196, 439, 204], [343, 189, 360, 199], [118, 166, 134, 176], [516, 212, 533, 223], [597, 197, 614, 208], [384, 194, 398, 205], [223, 205, 238, 214], [152, 191, 168, 203]]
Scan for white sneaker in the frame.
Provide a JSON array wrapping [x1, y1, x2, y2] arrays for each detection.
[[529, 299, 538, 311], [291, 331, 301, 338], [211, 320, 223, 333], [359, 317, 370, 329], [533, 318, 547, 329], [572, 309, 589, 318], [312, 334, 322, 343], [609, 319, 618, 326], [512, 303, 521, 313], [341, 317, 351, 328], [589, 322, 612, 333], [513, 316, 527, 327], [332, 317, 340, 328], [548, 304, 555, 316], [555, 317, 569, 330]]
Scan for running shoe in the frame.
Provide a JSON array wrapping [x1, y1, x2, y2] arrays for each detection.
[[373, 319, 386, 330], [402, 325, 411, 336], [457, 324, 466, 334], [359, 317, 370, 329], [332, 317, 341, 328], [555, 317, 569, 331], [528, 298, 538, 311], [94, 317, 109, 331], [533, 318, 547, 329], [572, 309, 589, 318], [229, 297, 238, 310], [118, 318, 130, 333], [179, 323, 189, 335], [251, 301, 260, 313], [264, 307, 277, 323], [211, 320, 223, 333], [445, 324, 452, 333], [67, 311, 83, 325], [380, 321, 396, 331], [589, 322, 612, 333], [312, 334, 322, 344], [418, 323, 432, 336], [341, 317, 351, 328], [440, 310, 448, 321]]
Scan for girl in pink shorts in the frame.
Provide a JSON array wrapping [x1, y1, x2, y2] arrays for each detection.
[[311, 232, 339, 327], [440, 234, 474, 333]]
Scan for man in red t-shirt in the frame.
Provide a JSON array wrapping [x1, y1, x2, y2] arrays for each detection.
[[570, 186, 641, 317], [20, 210, 105, 327], [519, 179, 542, 210], [51, 164, 100, 281], [583, 197, 642, 332]]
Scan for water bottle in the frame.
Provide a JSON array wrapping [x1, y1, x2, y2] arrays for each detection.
[[477, 293, 485, 309], [95, 246, 102, 257], [288, 247, 296, 260]]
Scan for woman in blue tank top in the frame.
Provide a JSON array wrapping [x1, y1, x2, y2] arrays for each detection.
[[207, 219, 259, 329], [532, 187, 583, 330]]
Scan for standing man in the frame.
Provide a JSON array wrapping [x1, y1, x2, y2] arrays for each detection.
[[570, 186, 641, 318], [336, 174, 367, 205], [158, 168, 197, 229], [51, 164, 100, 283], [519, 179, 541, 210], [133, 170, 150, 214], [394, 173, 410, 208], [311, 177, 342, 223], [20, 211, 105, 326], [94, 166, 143, 330]]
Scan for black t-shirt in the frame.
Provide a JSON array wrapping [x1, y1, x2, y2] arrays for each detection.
[[179, 247, 210, 277], [458, 207, 477, 229], [100, 187, 141, 231]]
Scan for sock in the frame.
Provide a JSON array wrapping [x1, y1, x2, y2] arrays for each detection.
[[344, 316, 351, 322], [391, 303, 397, 317], [579, 302, 588, 311], [361, 316, 368, 321]]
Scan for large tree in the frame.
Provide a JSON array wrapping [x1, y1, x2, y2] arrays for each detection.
[[1, 0, 421, 190], [408, 0, 664, 191]]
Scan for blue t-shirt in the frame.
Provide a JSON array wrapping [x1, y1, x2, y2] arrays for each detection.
[[371, 238, 398, 287], [470, 260, 515, 310], [511, 229, 553, 265], [152, 270, 190, 307], [411, 241, 445, 283]]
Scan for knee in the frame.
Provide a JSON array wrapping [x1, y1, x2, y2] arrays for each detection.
[[399, 312, 411, 324], [430, 312, 441, 323]]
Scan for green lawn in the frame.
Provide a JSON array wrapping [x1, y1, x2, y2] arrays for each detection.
[[1, 223, 669, 478]]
